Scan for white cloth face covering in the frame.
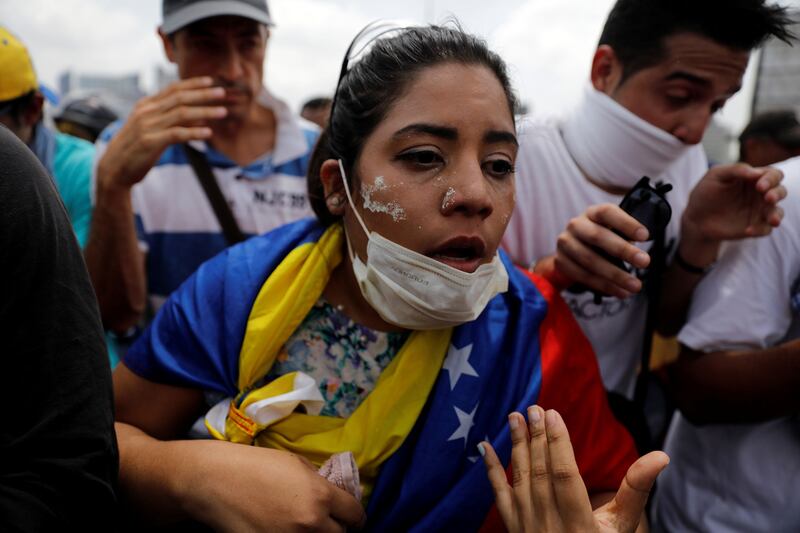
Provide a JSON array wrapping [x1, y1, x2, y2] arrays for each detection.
[[561, 85, 690, 189], [337, 159, 508, 330]]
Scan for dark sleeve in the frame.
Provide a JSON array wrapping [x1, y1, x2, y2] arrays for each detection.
[[0, 126, 119, 531]]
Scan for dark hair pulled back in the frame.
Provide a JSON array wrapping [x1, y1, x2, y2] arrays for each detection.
[[307, 23, 518, 226]]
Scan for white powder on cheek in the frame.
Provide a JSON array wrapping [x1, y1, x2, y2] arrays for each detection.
[[442, 187, 456, 210], [360, 176, 407, 222]]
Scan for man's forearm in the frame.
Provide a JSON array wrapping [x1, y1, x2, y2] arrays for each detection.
[[84, 176, 146, 333], [116, 422, 196, 526], [668, 340, 800, 424]]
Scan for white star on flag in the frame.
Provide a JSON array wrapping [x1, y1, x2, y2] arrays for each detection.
[[443, 343, 478, 390], [447, 403, 478, 449]]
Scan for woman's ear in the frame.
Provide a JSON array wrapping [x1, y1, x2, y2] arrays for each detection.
[[320, 159, 347, 215]]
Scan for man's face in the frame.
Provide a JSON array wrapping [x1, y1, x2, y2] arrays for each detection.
[[597, 33, 750, 145], [164, 16, 268, 122]]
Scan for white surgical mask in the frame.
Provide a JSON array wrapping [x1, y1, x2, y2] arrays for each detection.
[[337, 160, 508, 330], [561, 85, 690, 189]]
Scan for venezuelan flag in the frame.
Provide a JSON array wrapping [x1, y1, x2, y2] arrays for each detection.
[[126, 218, 636, 531]]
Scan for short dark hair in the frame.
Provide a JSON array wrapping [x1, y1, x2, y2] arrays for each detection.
[[307, 24, 517, 226], [0, 90, 37, 125], [599, 0, 795, 82]]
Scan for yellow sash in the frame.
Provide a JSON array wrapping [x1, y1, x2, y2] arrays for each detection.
[[205, 224, 452, 495]]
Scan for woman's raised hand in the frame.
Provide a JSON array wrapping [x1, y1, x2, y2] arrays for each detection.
[[480, 406, 669, 533]]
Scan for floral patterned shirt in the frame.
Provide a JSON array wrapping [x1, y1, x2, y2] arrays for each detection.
[[263, 299, 409, 418]]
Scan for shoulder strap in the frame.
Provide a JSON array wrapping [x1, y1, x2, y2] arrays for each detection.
[[182, 143, 246, 246], [634, 224, 666, 407]]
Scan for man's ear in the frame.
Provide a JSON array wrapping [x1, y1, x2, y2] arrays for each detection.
[[590, 45, 623, 94], [159, 28, 177, 63], [320, 159, 347, 215]]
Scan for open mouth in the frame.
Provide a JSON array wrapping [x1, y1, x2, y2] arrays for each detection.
[[426, 236, 487, 273]]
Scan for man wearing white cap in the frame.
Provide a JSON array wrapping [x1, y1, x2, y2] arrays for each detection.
[[87, 0, 319, 336]]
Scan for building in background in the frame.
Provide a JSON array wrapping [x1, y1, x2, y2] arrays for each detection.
[[752, 16, 800, 116]]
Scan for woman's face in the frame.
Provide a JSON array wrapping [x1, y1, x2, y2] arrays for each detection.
[[326, 62, 517, 273]]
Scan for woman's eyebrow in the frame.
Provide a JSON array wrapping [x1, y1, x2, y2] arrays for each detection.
[[392, 123, 458, 140], [485, 130, 518, 147]]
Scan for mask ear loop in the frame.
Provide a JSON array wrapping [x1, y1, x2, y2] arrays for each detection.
[[338, 159, 370, 238], [338, 159, 371, 263]]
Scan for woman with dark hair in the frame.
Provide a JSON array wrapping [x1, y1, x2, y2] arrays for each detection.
[[113, 24, 665, 531]]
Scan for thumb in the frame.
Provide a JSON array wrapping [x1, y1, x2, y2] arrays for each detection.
[[609, 451, 670, 530]]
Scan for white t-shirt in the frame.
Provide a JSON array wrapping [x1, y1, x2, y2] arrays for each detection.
[[502, 117, 708, 396], [653, 156, 800, 533]]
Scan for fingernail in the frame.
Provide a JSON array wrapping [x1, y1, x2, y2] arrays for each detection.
[[214, 107, 228, 117], [211, 87, 225, 96], [634, 251, 650, 266], [528, 406, 541, 425], [477, 443, 486, 457], [625, 278, 641, 292], [508, 413, 519, 429], [634, 228, 649, 241], [545, 409, 558, 427]]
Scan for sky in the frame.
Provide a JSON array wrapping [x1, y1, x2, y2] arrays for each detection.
[[1, 0, 797, 133]]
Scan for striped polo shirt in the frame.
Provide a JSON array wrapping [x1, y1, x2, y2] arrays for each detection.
[[95, 88, 319, 314]]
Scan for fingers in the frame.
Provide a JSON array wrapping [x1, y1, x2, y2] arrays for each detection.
[[555, 236, 642, 298], [509, 412, 536, 528], [609, 451, 670, 532], [767, 205, 785, 228], [555, 204, 650, 298], [144, 127, 213, 147], [555, 233, 647, 300], [527, 406, 557, 529], [328, 485, 366, 530], [149, 103, 228, 131], [541, 409, 594, 530], [754, 166, 784, 194], [163, 76, 219, 94], [480, 441, 518, 529], [154, 85, 227, 112], [585, 203, 650, 243]]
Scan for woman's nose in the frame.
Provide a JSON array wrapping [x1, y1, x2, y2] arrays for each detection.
[[440, 164, 494, 219]]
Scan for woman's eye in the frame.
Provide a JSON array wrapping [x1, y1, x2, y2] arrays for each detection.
[[485, 159, 515, 178], [397, 150, 443, 168]]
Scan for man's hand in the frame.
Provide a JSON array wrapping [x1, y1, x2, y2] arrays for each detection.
[[679, 163, 785, 266], [481, 406, 669, 533], [96, 76, 227, 191], [553, 204, 651, 298]]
